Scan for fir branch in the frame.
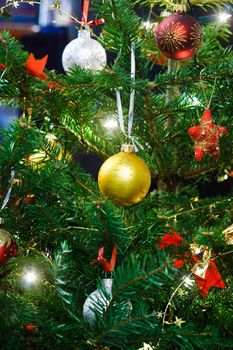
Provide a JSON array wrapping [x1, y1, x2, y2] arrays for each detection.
[[105, 260, 172, 315], [157, 197, 233, 220], [51, 226, 99, 233], [52, 118, 110, 160], [182, 161, 232, 179], [149, 71, 233, 91], [127, 331, 213, 345], [145, 88, 171, 185]]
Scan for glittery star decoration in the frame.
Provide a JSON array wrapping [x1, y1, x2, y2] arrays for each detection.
[[174, 316, 186, 328], [12, 1, 20, 8], [177, 288, 186, 298], [51, 0, 61, 10], [155, 311, 164, 319], [188, 109, 228, 161]]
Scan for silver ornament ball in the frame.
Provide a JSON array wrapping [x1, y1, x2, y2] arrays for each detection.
[[83, 278, 112, 327], [62, 29, 107, 72], [83, 278, 132, 327]]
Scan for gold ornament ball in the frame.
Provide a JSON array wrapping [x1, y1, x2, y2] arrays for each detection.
[[98, 147, 151, 206]]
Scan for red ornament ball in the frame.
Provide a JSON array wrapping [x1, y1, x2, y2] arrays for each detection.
[[156, 12, 202, 60], [0, 227, 18, 264]]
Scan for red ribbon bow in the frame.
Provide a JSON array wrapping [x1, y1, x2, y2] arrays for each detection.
[[93, 245, 117, 272], [158, 231, 225, 298], [158, 230, 184, 249], [81, 0, 105, 26]]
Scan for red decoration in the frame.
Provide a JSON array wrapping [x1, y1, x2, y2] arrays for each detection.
[[0, 227, 18, 264], [0, 63, 7, 69], [26, 324, 38, 331], [188, 109, 228, 161], [92, 245, 117, 272], [193, 261, 225, 298], [158, 230, 183, 249], [24, 194, 36, 205], [156, 12, 202, 60], [16, 194, 36, 206], [47, 81, 62, 90], [81, 0, 105, 26], [174, 254, 225, 298], [25, 53, 48, 80], [2, 55, 60, 90], [147, 51, 167, 65], [158, 231, 225, 298]]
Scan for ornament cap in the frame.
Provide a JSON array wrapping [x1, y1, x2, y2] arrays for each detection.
[[173, 4, 187, 12], [0, 218, 4, 226], [101, 278, 113, 292], [78, 29, 91, 39], [120, 144, 135, 153]]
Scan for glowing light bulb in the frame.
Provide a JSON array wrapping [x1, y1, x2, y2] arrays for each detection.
[[23, 269, 38, 285], [143, 21, 151, 30], [183, 276, 195, 288], [191, 97, 201, 106], [218, 13, 232, 22], [103, 118, 118, 130], [186, 95, 202, 106]]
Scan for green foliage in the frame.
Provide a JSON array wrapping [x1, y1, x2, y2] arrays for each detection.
[[0, 0, 232, 349], [133, 0, 233, 11]]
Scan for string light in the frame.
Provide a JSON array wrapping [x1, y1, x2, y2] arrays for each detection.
[[102, 118, 118, 130], [188, 96, 202, 106], [142, 21, 151, 30], [183, 276, 195, 288], [22, 268, 39, 286], [218, 13, 232, 23]]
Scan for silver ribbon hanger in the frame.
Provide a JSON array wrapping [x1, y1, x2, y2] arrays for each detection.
[[115, 43, 143, 151]]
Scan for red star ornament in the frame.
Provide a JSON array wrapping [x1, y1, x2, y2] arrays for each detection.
[[193, 260, 225, 298], [174, 255, 225, 298], [25, 53, 48, 80], [188, 109, 228, 161]]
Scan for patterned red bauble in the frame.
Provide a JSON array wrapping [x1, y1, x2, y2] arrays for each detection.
[[156, 12, 202, 60], [0, 227, 18, 264]]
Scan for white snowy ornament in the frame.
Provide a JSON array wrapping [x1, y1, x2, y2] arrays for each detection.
[[83, 278, 132, 327], [62, 29, 107, 72]]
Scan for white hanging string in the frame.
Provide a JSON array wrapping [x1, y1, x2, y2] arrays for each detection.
[[128, 42, 136, 138], [0, 169, 15, 211], [116, 89, 125, 134], [115, 43, 143, 151]]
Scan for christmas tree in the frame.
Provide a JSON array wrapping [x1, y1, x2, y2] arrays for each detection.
[[0, 0, 233, 349]]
